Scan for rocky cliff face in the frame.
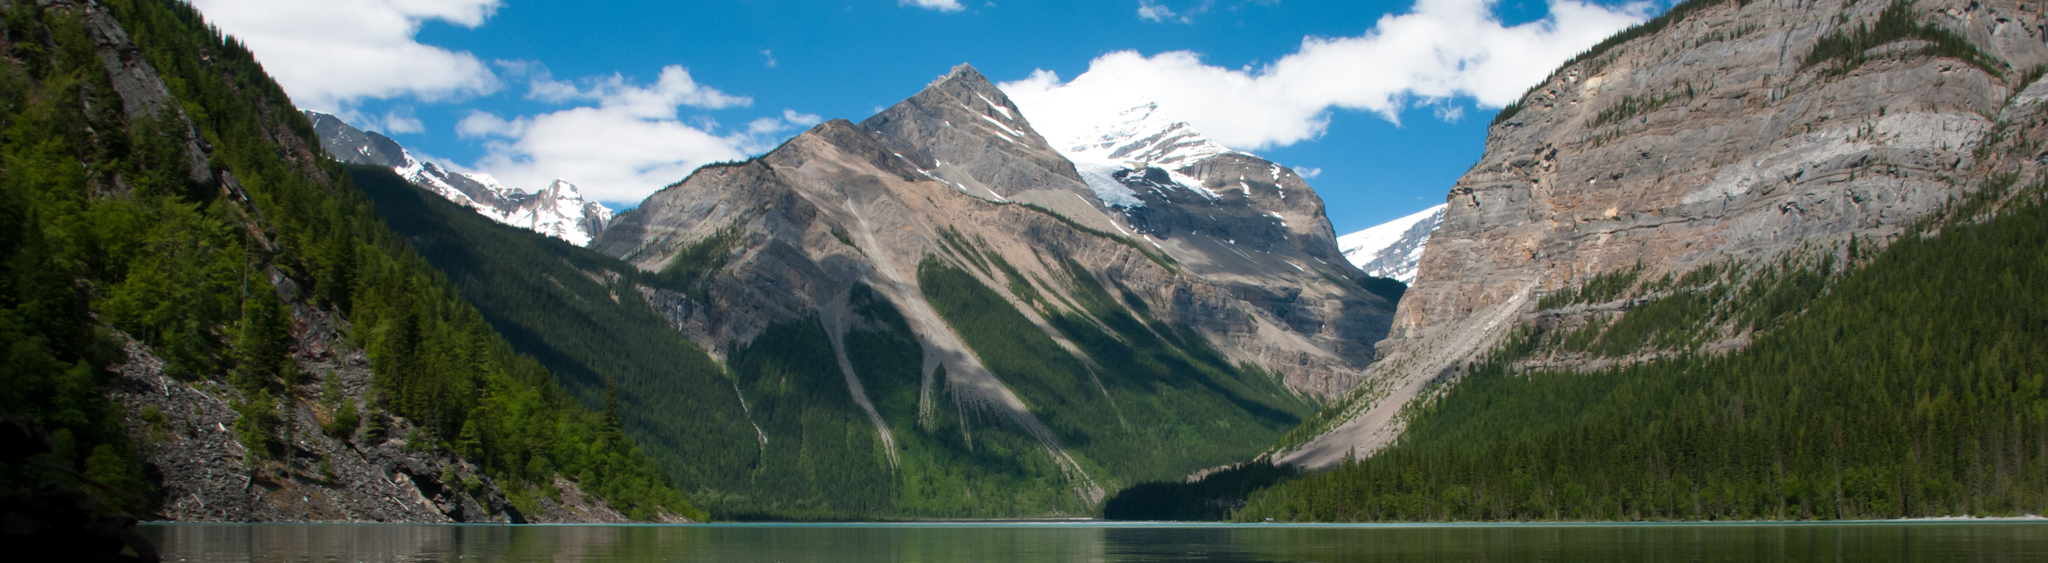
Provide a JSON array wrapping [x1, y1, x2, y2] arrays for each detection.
[[1282, 0, 2048, 468], [307, 112, 615, 246]]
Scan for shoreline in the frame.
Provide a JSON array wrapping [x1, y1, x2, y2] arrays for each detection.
[[138, 515, 2048, 527]]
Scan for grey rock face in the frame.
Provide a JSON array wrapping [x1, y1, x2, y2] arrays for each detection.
[[308, 112, 410, 169], [1284, 0, 2048, 469], [860, 65, 1089, 201], [1103, 152, 1392, 376], [66, 0, 213, 187]]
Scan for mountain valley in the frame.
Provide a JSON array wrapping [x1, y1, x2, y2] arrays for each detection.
[[7, 0, 2048, 531]]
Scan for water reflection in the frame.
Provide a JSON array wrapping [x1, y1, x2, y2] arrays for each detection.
[[142, 521, 2048, 563]]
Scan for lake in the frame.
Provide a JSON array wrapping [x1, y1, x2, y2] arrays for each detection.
[[141, 521, 2048, 562]]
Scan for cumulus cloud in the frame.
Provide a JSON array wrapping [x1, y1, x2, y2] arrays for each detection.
[[189, 0, 502, 111], [902, 0, 966, 12], [1002, 0, 1652, 150], [457, 67, 821, 203]]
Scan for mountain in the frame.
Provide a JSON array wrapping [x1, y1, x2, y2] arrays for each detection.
[[562, 64, 1403, 517], [0, 0, 692, 524], [305, 112, 615, 246], [1338, 204, 1446, 284], [1039, 100, 1397, 394], [1275, 0, 2048, 483]]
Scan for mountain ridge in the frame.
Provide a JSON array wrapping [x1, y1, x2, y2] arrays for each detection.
[[307, 111, 615, 246], [566, 63, 1410, 516]]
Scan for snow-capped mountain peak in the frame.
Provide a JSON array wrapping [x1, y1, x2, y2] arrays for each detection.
[[1061, 102, 1242, 170], [306, 111, 613, 246], [1048, 101, 1256, 208], [499, 180, 613, 247], [1339, 204, 1445, 284]]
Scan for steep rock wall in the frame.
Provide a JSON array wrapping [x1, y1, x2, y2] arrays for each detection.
[[1284, 0, 2048, 468]]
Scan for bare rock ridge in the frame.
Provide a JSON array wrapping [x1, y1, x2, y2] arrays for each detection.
[[1282, 0, 2048, 469], [307, 112, 614, 246]]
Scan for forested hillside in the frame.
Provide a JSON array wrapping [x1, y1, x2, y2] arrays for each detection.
[[1241, 172, 2048, 521], [0, 0, 692, 520]]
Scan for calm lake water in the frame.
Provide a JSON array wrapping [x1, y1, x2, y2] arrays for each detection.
[[140, 521, 2048, 562]]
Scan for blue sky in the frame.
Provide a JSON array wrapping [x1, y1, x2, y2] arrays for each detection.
[[191, 0, 1659, 234]]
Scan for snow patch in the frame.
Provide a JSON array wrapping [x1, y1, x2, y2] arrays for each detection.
[[1338, 204, 1446, 284]]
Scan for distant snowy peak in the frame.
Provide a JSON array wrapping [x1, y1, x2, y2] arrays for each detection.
[[1339, 204, 1445, 284], [306, 111, 612, 246], [1061, 102, 1241, 170], [501, 180, 614, 248]]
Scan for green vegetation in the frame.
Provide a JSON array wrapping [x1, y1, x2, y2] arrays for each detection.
[[0, 0, 694, 520], [1535, 263, 1644, 310], [1355, 276, 1407, 307], [355, 167, 1106, 519], [919, 252, 1314, 501], [1103, 461, 1300, 521], [1585, 82, 1696, 129], [644, 225, 742, 300], [697, 288, 1099, 519], [1802, 1, 2006, 78], [350, 167, 754, 501], [1240, 176, 2048, 522]]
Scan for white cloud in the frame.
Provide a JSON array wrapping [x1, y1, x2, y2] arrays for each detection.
[[377, 107, 426, 134], [1138, 0, 1209, 23], [1294, 166, 1323, 179], [1137, 1, 1181, 22], [189, 0, 503, 111], [334, 105, 424, 135], [1002, 0, 1652, 150], [458, 68, 820, 203], [902, 0, 966, 12], [523, 65, 751, 114]]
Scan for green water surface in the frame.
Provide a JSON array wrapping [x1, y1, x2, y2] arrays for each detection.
[[140, 521, 2048, 562]]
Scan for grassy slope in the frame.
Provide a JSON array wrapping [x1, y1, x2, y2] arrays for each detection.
[[919, 251, 1315, 498]]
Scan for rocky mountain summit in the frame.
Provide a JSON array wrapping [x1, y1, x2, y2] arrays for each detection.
[[307, 112, 614, 246], [588, 64, 1391, 511], [1282, 0, 2048, 468], [601, 65, 1390, 400]]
